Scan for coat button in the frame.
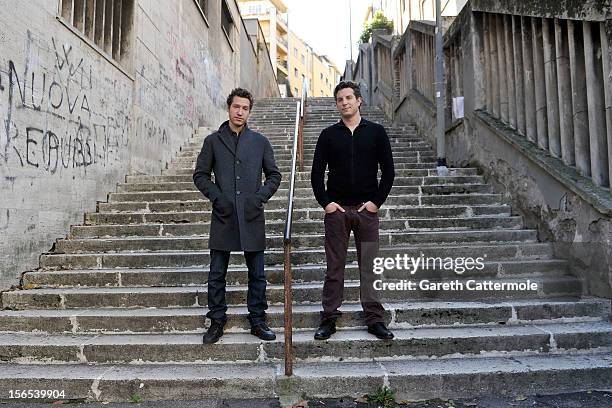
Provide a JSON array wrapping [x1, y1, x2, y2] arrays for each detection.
[[236, 160, 240, 164], [236, 191, 241, 195], [236, 176, 241, 180]]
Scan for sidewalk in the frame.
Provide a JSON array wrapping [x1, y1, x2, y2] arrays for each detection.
[[1, 391, 611, 407]]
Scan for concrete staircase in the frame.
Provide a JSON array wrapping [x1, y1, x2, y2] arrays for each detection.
[[0, 97, 611, 403]]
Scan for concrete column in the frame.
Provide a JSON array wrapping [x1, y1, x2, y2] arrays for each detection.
[[568, 19, 590, 176], [543, 18, 561, 158], [489, 13, 500, 118], [471, 10, 486, 111], [600, 21, 612, 188], [408, 30, 418, 89], [555, 18, 575, 166], [429, 36, 435, 101], [426, 36, 431, 100], [510, 15, 524, 134], [418, 34, 423, 96], [583, 21, 609, 187], [532, 18, 549, 150], [521, 16, 536, 142], [483, 13, 492, 110], [504, 15, 517, 128], [496, 14, 508, 122]]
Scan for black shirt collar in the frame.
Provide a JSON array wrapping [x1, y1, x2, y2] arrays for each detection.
[[336, 117, 368, 129]]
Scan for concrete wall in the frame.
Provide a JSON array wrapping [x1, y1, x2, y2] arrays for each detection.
[[0, 0, 278, 290], [241, 19, 280, 99]]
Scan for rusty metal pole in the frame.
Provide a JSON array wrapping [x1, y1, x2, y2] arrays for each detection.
[[283, 242, 293, 376]]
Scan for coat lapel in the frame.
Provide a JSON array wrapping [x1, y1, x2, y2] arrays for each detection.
[[217, 121, 250, 157]]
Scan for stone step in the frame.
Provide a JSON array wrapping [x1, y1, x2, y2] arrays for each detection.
[[82, 215, 523, 236], [98, 191, 500, 211], [0, 322, 609, 364], [21, 259, 571, 288], [188, 131, 417, 140], [177, 145, 433, 158], [69, 218, 525, 239], [125, 168, 479, 184], [96, 193, 503, 213], [107, 184, 495, 202], [184, 135, 422, 148], [179, 142, 431, 154], [172, 155, 436, 168], [54, 229, 536, 253], [1, 276, 583, 310], [38, 243, 556, 270], [115, 176, 485, 193], [163, 162, 443, 174], [0, 297, 607, 333], [0, 351, 609, 402], [170, 154, 436, 167]]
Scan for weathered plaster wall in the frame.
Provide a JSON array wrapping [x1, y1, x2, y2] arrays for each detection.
[[240, 19, 280, 100], [0, 0, 278, 290]]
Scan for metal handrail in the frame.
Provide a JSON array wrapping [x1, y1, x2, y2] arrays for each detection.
[[282, 100, 301, 377], [282, 77, 309, 377], [298, 78, 308, 170]]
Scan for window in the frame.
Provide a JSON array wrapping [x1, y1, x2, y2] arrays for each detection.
[[302, 73, 306, 83], [221, 0, 235, 47], [320, 73, 323, 80], [59, 0, 134, 67], [294, 87, 299, 95], [294, 47, 298, 56], [301, 54, 305, 64], [294, 68, 298, 77]]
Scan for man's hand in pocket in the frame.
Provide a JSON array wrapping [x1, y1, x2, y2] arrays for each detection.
[[325, 202, 346, 214]]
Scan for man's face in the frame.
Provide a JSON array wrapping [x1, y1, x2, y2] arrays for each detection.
[[228, 96, 251, 128], [335, 87, 362, 119]]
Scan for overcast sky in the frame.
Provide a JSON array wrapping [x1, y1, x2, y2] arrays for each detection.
[[284, 0, 372, 70]]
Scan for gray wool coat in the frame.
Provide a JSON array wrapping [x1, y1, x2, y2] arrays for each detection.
[[193, 121, 282, 252]]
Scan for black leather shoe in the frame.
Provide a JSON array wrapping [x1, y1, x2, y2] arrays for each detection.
[[368, 322, 394, 340], [203, 321, 224, 344], [251, 323, 276, 341], [314, 320, 336, 340]]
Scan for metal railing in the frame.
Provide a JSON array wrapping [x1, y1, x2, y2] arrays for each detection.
[[283, 77, 308, 377], [299, 78, 308, 170]]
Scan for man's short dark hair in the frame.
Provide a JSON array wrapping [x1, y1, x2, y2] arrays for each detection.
[[226, 88, 254, 110], [333, 81, 362, 100]]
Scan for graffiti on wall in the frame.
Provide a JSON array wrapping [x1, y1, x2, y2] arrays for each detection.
[[0, 31, 133, 175]]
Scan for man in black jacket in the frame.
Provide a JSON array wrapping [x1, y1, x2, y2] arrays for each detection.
[[310, 81, 395, 340], [193, 88, 281, 344]]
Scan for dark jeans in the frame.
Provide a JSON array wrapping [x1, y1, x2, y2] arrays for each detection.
[[321, 205, 385, 325], [207, 249, 267, 327]]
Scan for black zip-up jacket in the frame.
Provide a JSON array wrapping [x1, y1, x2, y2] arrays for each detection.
[[310, 118, 395, 208]]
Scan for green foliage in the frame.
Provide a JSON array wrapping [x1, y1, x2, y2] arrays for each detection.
[[367, 386, 397, 408], [359, 11, 394, 44], [130, 393, 142, 403]]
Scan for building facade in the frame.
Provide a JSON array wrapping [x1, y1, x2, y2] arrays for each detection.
[[237, 0, 289, 91]]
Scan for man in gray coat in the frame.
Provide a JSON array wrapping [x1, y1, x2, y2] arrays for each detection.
[[193, 88, 281, 344]]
